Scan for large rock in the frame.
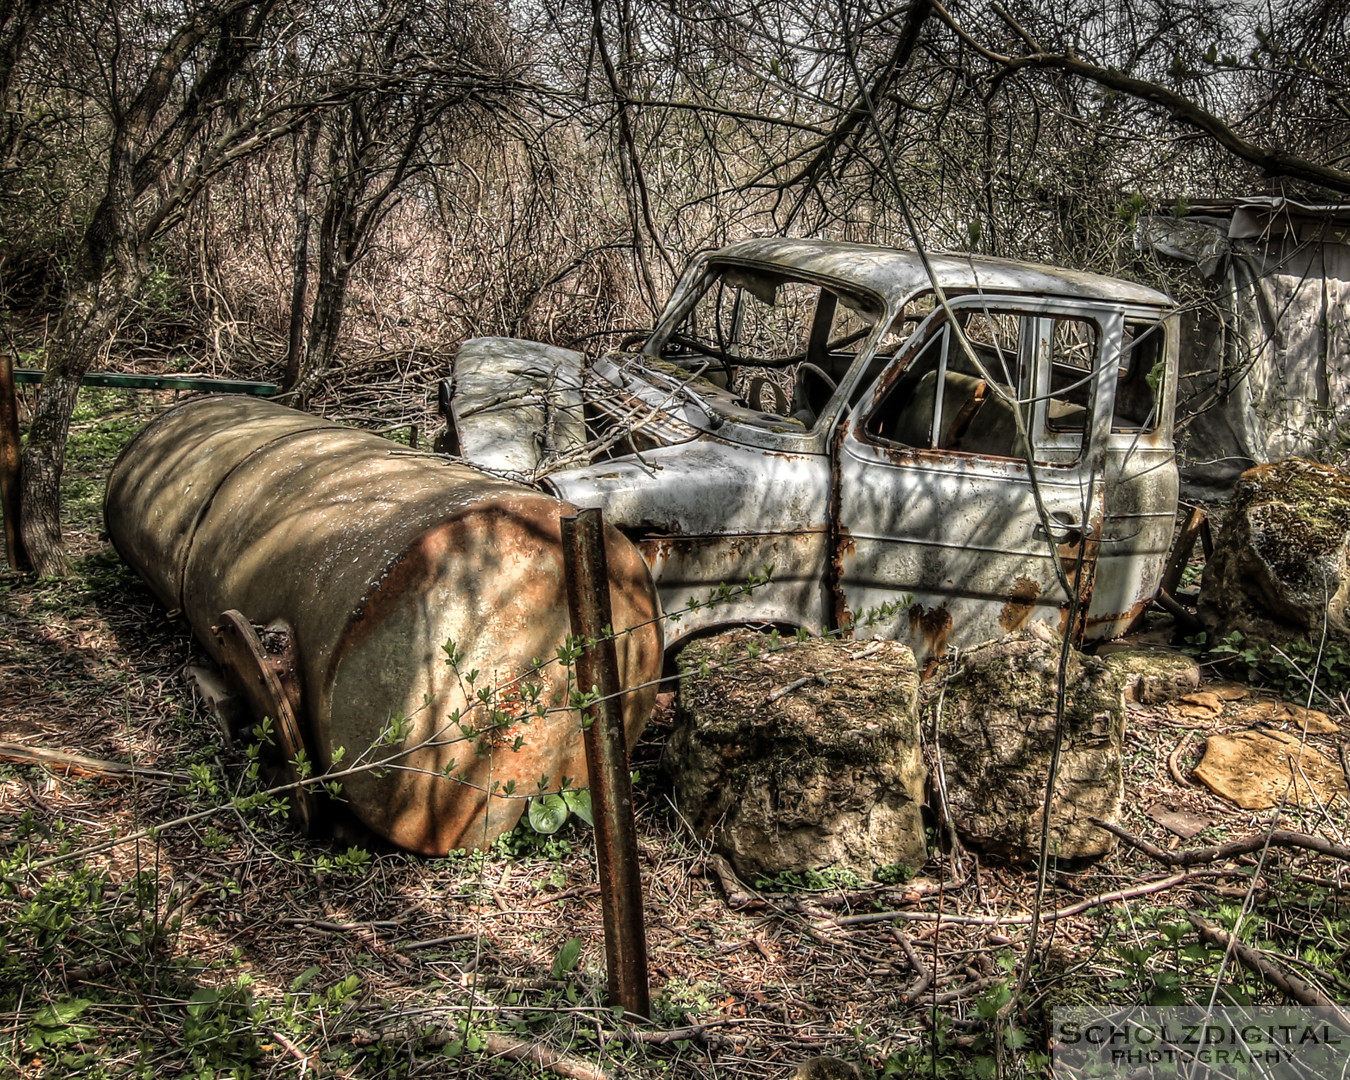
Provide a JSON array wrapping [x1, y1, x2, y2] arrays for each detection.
[[1199, 458, 1350, 644], [666, 631, 927, 881], [931, 622, 1124, 860], [1099, 647, 1201, 704]]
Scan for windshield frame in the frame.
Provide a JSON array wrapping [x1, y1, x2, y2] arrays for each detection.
[[623, 253, 897, 450]]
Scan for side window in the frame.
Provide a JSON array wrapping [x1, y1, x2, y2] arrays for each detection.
[[1114, 320, 1165, 432], [959, 311, 1024, 389], [864, 309, 1099, 464], [864, 326, 951, 448], [1045, 319, 1097, 433], [1020, 315, 1099, 471]]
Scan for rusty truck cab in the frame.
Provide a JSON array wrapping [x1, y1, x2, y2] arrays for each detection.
[[468, 239, 1179, 661]]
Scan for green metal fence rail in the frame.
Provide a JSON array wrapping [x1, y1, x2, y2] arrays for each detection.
[[13, 368, 279, 396]]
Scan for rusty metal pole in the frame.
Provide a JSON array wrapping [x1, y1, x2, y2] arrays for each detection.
[[0, 352, 29, 571], [560, 507, 650, 1019]]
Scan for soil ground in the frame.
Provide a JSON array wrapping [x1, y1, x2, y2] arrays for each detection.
[[1, 388, 1348, 1079]]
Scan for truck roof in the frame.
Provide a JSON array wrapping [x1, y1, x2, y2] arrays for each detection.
[[712, 237, 1174, 309]]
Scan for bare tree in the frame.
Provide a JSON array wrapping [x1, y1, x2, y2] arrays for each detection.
[[281, 0, 528, 403], [6, 0, 1349, 578], [17, 0, 302, 575], [0, 0, 41, 158], [933, 0, 1350, 196]]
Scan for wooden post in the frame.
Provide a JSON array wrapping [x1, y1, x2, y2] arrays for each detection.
[[560, 508, 650, 1018], [1160, 505, 1208, 598]]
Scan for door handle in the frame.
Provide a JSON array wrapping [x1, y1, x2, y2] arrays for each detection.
[[1033, 511, 1083, 543]]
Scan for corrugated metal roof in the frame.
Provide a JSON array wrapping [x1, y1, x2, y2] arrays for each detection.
[[1177, 196, 1350, 241]]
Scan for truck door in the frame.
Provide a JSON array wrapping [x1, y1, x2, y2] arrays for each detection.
[[833, 300, 1114, 662]]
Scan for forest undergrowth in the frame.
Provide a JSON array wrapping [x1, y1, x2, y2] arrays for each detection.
[[1, 387, 1348, 1080]]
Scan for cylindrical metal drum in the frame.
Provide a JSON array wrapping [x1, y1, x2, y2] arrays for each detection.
[[106, 396, 663, 854]]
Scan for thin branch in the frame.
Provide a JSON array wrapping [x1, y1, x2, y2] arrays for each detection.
[[1189, 913, 1350, 1028], [1093, 819, 1350, 867], [932, 0, 1350, 195], [837, 871, 1206, 926]]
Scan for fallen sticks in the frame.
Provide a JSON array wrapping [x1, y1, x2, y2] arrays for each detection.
[[1092, 818, 1350, 867], [837, 872, 1200, 928], [0, 741, 183, 781], [1189, 913, 1350, 1032]]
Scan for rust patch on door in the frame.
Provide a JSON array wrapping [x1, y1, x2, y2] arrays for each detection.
[[908, 602, 953, 655], [830, 523, 857, 633], [999, 577, 1041, 632]]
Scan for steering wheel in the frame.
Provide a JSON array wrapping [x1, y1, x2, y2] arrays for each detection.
[[746, 376, 790, 415], [666, 333, 742, 384], [791, 362, 838, 421]]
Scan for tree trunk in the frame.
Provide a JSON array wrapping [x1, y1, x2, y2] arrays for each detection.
[[291, 260, 351, 406], [13, 0, 277, 576], [0, 0, 41, 164], [19, 283, 129, 576], [289, 159, 357, 406], [282, 114, 320, 390]]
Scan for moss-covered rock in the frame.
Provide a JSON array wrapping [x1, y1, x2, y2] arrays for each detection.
[[1199, 458, 1350, 644], [930, 622, 1124, 861], [666, 630, 926, 881], [1100, 647, 1201, 704]]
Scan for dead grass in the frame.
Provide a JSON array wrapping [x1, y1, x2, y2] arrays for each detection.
[[1, 391, 1348, 1079]]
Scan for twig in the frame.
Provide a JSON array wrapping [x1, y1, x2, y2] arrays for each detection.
[[397, 933, 477, 951], [462, 973, 570, 992], [533, 884, 601, 906], [617, 1018, 747, 1045], [279, 915, 414, 932], [931, 977, 999, 1004], [1188, 914, 1350, 1030], [267, 1029, 315, 1076], [768, 884, 894, 910], [1167, 739, 1192, 786], [838, 872, 1203, 926], [707, 853, 761, 908], [0, 742, 182, 781], [1092, 819, 1350, 866], [763, 669, 840, 706], [891, 925, 932, 1003], [482, 1032, 612, 1080]]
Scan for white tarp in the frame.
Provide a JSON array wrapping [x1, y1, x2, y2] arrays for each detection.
[[1139, 198, 1350, 495]]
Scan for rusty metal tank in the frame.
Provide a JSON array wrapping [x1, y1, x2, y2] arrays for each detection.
[[105, 395, 663, 854]]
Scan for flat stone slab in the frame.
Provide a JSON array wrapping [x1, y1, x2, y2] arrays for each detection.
[[1194, 729, 1348, 810]]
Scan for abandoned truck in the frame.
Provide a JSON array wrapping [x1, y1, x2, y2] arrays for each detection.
[[106, 238, 1178, 856], [445, 237, 1180, 657]]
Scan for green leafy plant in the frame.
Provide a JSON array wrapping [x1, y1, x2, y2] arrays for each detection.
[[874, 862, 915, 885], [1195, 627, 1350, 698], [24, 998, 97, 1052], [528, 793, 570, 834], [752, 866, 865, 892], [550, 937, 583, 979]]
